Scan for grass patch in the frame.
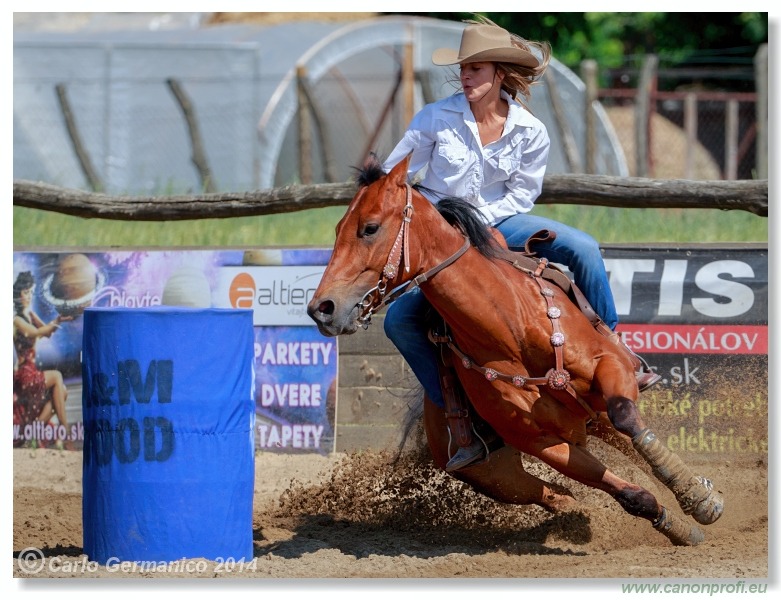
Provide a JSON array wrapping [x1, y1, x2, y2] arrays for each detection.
[[14, 203, 767, 249], [532, 204, 767, 244]]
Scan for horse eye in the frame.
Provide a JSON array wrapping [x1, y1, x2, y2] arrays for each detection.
[[362, 223, 380, 237]]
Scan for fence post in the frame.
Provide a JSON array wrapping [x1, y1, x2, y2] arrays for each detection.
[[754, 44, 768, 179], [635, 54, 658, 178], [684, 93, 698, 180], [402, 36, 415, 129], [545, 71, 582, 173], [253, 48, 261, 189], [103, 45, 112, 191], [725, 100, 739, 180], [297, 71, 339, 183], [55, 83, 105, 193], [581, 59, 598, 175], [296, 65, 313, 185], [166, 78, 217, 193]]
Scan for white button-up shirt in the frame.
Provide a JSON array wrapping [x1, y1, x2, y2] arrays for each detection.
[[384, 90, 550, 226]]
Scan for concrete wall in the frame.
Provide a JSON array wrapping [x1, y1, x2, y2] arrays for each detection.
[[333, 313, 418, 453]]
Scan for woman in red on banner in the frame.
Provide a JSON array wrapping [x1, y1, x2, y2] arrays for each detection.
[[13, 271, 73, 447]]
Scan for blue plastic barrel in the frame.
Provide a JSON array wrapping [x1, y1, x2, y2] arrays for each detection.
[[81, 307, 255, 564]]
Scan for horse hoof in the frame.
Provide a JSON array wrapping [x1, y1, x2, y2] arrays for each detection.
[[541, 492, 578, 513], [654, 507, 705, 546], [681, 525, 706, 546], [691, 477, 724, 525]]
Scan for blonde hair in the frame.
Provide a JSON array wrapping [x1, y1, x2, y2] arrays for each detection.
[[466, 16, 551, 108]]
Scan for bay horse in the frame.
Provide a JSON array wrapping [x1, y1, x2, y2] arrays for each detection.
[[307, 153, 723, 546]]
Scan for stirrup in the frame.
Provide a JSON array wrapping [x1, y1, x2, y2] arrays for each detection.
[[628, 343, 662, 391], [637, 370, 663, 392]]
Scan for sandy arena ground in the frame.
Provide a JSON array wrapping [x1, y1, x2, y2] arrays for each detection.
[[12, 432, 769, 593]]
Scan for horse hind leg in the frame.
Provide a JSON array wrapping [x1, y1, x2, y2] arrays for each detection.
[[527, 436, 705, 546], [421, 396, 576, 512], [451, 446, 577, 513], [606, 395, 724, 526]]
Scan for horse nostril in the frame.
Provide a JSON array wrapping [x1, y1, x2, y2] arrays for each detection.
[[317, 300, 335, 316]]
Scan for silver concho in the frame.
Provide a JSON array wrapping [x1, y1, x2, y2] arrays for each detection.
[[548, 369, 571, 390], [550, 332, 565, 346], [484, 368, 498, 381], [512, 375, 526, 388], [547, 306, 561, 319]]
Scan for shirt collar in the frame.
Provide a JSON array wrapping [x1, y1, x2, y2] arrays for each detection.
[[449, 90, 537, 130], [502, 90, 538, 129]]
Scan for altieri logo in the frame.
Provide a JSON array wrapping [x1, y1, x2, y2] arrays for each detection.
[[229, 272, 256, 309], [218, 266, 326, 325]]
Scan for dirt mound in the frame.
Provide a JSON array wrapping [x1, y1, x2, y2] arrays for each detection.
[[606, 106, 722, 179]]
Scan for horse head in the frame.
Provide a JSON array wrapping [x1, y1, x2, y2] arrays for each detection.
[[308, 153, 420, 336]]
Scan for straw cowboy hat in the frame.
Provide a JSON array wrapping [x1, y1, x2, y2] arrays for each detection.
[[432, 23, 539, 68]]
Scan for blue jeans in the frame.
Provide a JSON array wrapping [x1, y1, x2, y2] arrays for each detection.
[[496, 212, 618, 330], [383, 212, 618, 408]]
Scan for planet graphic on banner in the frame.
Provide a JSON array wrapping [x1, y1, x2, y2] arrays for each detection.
[[162, 266, 212, 308], [41, 253, 103, 317]]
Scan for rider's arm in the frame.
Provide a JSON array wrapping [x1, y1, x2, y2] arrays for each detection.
[[383, 105, 438, 177]]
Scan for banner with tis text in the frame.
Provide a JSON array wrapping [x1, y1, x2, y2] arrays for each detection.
[[605, 245, 767, 460]]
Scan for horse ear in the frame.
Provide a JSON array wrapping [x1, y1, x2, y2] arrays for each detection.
[[386, 151, 412, 186]]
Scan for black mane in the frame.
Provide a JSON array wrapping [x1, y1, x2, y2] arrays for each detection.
[[354, 154, 501, 259], [354, 153, 386, 187], [434, 196, 501, 259]]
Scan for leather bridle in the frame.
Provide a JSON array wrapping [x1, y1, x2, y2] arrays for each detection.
[[356, 183, 471, 329]]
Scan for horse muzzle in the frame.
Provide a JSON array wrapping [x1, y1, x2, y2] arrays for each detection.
[[307, 296, 361, 336]]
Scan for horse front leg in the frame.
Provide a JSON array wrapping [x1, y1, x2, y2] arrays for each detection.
[[606, 394, 724, 526]]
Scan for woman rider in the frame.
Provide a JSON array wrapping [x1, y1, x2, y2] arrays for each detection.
[[383, 18, 660, 471]]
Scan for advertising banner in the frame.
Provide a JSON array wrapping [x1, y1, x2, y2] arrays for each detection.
[[606, 245, 768, 459], [213, 266, 327, 326], [12, 248, 335, 454], [12, 244, 767, 459]]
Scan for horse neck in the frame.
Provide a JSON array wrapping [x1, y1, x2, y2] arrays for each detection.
[[407, 201, 465, 271], [406, 202, 525, 355]]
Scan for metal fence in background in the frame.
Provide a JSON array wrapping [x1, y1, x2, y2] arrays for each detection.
[[589, 46, 767, 182], [598, 90, 758, 180]]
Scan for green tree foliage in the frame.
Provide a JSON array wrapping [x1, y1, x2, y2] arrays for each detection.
[[389, 12, 767, 90]]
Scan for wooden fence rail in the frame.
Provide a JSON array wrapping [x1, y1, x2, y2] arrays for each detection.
[[13, 175, 768, 221]]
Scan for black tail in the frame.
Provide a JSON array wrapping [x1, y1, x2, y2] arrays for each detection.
[[393, 389, 426, 464]]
